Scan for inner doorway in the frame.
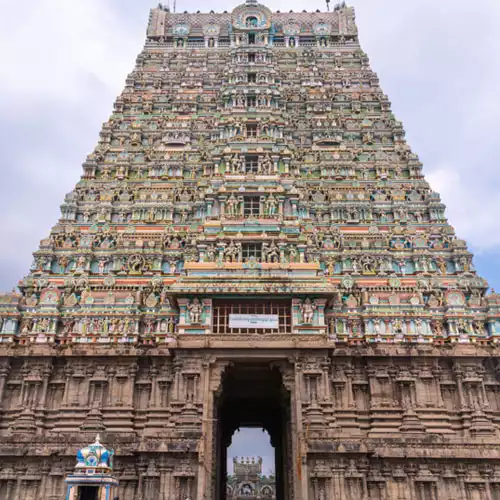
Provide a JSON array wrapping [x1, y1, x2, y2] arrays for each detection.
[[227, 428, 275, 498], [214, 363, 291, 500], [78, 486, 99, 500]]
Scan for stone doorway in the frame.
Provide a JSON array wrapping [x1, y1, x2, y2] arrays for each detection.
[[78, 486, 99, 500], [214, 363, 292, 500]]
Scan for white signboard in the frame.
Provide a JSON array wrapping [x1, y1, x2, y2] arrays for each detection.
[[229, 314, 279, 329]]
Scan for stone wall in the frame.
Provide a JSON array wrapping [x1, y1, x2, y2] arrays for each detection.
[[0, 345, 498, 498]]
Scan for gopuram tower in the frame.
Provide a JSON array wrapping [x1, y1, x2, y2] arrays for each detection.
[[1, 1, 500, 499]]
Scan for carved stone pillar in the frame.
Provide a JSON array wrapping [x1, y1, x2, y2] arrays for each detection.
[[126, 363, 137, 407], [455, 370, 467, 409], [37, 367, 51, 410], [155, 465, 169, 500], [331, 461, 346, 500], [0, 363, 11, 405], [5, 480, 15, 500], [406, 466, 417, 500], [343, 365, 354, 408], [38, 462, 50, 498], [148, 366, 159, 408], [12, 478, 21, 500], [290, 359, 308, 500]]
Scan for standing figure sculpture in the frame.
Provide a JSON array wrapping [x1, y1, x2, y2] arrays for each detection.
[[300, 298, 316, 324], [187, 298, 203, 324], [265, 194, 278, 216], [226, 194, 239, 218]]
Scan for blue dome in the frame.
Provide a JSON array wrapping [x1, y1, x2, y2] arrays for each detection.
[[76, 435, 114, 470]]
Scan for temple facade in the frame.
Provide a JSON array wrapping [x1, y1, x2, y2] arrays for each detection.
[[1, 1, 500, 499]]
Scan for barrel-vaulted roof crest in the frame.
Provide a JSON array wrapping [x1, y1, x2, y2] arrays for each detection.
[[231, 0, 273, 31]]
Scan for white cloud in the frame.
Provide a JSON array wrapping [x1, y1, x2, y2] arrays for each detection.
[[0, 0, 148, 288], [0, 0, 141, 98], [428, 165, 500, 250]]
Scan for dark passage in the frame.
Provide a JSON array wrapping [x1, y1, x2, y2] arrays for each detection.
[[214, 363, 291, 500], [79, 486, 99, 500]]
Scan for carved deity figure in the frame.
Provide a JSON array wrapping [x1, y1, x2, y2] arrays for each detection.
[[204, 245, 216, 262], [396, 206, 408, 222], [457, 318, 470, 334], [265, 194, 278, 216], [289, 246, 299, 263], [187, 298, 203, 324], [391, 318, 403, 334], [128, 254, 144, 273], [459, 256, 470, 272], [259, 154, 273, 174], [263, 241, 280, 263], [226, 194, 239, 217], [235, 95, 245, 108], [472, 321, 484, 336], [415, 318, 423, 335], [300, 298, 316, 324], [436, 258, 447, 275], [224, 241, 241, 262], [98, 259, 107, 275], [398, 260, 407, 275], [76, 256, 87, 271]]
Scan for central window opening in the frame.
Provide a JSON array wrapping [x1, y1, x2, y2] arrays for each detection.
[[247, 95, 256, 107], [212, 299, 292, 335], [242, 242, 262, 260], [244, 155, 259, 173], [248, 33, 256, 44], [243, 195, 261, 216], [214, 363, 291, 500], [246, 123, 258, 137], [248, 72, 257, 83], [227, 429, 275, 499], [248, 52, 256, 62]]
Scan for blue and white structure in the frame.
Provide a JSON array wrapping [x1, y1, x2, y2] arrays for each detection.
[[65, 435, 119, 500]]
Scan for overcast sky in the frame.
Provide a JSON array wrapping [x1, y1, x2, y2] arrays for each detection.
[[1, 0, 500, 474]]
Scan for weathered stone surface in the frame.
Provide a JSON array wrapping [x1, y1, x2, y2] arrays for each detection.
[[1, 1, 500, 499]]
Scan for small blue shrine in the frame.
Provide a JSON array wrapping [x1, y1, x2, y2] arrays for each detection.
[[65, 434, 119, 500]]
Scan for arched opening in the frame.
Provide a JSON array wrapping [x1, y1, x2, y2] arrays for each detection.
[[227, 428, 275, 499], [214, 363, 291, 500]]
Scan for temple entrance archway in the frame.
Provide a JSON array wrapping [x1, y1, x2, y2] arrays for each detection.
[[214, 362, 292, 500]]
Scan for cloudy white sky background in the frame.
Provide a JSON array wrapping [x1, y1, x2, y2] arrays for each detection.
[[1, 0, 500, 474]]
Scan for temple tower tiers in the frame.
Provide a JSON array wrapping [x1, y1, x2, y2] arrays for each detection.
[[1, 1, 500, 499]]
